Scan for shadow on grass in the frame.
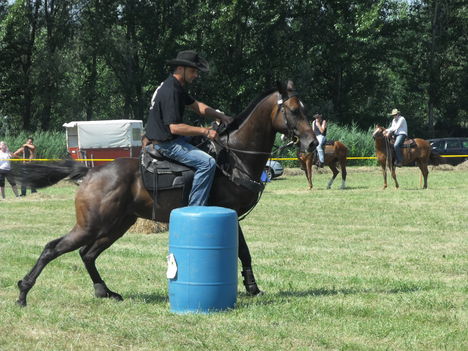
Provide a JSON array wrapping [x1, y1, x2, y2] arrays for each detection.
[[127, 284, 432, 307], [127, 292, 168, 304], [276, 284, 431, 298], [334, 186, 369, 190]]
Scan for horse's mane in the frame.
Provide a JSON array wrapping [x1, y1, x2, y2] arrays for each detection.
[[225, 88, 277, 133]]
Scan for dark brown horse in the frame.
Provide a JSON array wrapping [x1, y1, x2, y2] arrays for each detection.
[[297, 141, 348, 189], [16, 81, 317, 306], [372, 125, 440, 189]]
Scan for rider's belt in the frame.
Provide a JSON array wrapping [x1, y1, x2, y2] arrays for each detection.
[[150, 137, 175, 144]]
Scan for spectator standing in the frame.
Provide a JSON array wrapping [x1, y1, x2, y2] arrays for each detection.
[[0, 141, 19, 198], [13, 137, 37, 196]]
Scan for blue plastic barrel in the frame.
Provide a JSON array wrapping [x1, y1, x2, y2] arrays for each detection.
[[168, 206, 238, 313]]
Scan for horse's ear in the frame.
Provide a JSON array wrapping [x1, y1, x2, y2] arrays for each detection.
[[276, 81, 287, 96]]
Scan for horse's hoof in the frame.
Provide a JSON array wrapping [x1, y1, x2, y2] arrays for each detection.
[[246, 286, 264, 296], [16, 299, 27, 307], [109, 292, 123, 301], [245, 284, 263, 296], [94, 283, 123, 301]]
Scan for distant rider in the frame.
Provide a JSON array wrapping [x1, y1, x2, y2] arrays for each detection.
[[312, 113, 327, 167], [384, 108, 408, 167]]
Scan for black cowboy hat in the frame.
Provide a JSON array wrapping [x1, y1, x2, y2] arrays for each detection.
[[166, 50, 209, 72]]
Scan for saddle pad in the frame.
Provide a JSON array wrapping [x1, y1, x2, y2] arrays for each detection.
[[141, 167, 194, 191], [389, 137, 416, 148]]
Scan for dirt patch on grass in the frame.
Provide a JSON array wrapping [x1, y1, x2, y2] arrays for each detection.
[[129, 218, 168, 234], [455, 160, 468, 170], [432, 164, 455, 171]]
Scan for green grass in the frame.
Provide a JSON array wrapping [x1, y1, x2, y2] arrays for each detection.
[[0, 166, 467, 351]]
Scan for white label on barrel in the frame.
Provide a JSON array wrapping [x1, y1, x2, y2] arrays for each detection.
[[166, 253, 178, 279]]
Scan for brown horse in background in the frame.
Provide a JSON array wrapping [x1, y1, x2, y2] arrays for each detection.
[[372, 125, 440, 189], [15, 81, 318, 306], [297, 141, 348, 189]]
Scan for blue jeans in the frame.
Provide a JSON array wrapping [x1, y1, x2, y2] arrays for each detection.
[[394, 134, 406, 163], [151, 137, 216, 206], [316, 135, 326, 163]]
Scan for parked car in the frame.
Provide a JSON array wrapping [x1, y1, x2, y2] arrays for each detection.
[[264, 160, 284, 180], [428, 137, 468, 166]]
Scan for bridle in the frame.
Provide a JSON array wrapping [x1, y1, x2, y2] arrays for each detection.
[[275, 93, 301, 145], [214, 92, 301, 156], [208, 92, 302, 201]]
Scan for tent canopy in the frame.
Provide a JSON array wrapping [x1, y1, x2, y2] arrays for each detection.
[[63, 120, 143, 149]]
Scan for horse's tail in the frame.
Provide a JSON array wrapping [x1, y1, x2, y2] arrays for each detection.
[[429, 149, 443, 166], [14, 160, 90, 189]]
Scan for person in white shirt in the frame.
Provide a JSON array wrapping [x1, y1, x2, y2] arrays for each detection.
[[0, 141, 19, 198], [384, 108, 408, 167], [312, 113, 327, 167]]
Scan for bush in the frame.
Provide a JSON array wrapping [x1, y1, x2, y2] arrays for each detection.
[[0, 130, 67, 159]]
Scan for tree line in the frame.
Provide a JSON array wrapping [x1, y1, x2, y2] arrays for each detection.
[[0, 0, 466, 138]]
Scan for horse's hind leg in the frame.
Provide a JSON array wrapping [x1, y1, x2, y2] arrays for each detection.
[[238, 225, 262, 296], [340, 160, 347, 189], [17, 227, 88, 307], [327, 162, 339, 189], [80, 215, 137, 301], [418, 162, 429, 189]]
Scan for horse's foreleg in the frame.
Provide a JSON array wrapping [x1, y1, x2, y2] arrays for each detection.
[[302, 156, 313, 190], [327, 163, 339, 189], [381, 165, 388, 189], [390, 166, 399, 188], [306, 159, 313, 189], [80, 216, 137, 301], [17, 229, 85, 307], [238, 224, 262, 296]]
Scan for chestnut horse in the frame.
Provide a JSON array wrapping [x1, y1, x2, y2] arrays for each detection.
[[372, 125, 440, 189], [16, 81, 317, 306], [297, 141, 348, 189]]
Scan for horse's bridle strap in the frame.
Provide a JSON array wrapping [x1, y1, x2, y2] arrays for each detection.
[[213, 139, 271, 156], [276, 94, 298, 141]]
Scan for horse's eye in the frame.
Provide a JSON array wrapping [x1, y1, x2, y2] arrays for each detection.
[[290, 108, 300, 115]]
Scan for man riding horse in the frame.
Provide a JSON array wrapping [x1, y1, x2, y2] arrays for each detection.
[[384, 108, 408, 167], [145, 50, 232, 206]]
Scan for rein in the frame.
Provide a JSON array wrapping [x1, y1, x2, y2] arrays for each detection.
[[384, 134, 393, 168], [206, 92, 299, 218]]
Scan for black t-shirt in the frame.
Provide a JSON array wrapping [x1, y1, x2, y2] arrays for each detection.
[[145, 75, 195, 142]]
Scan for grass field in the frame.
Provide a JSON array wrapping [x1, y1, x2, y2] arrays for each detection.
[[1, 166, 467, 351]]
